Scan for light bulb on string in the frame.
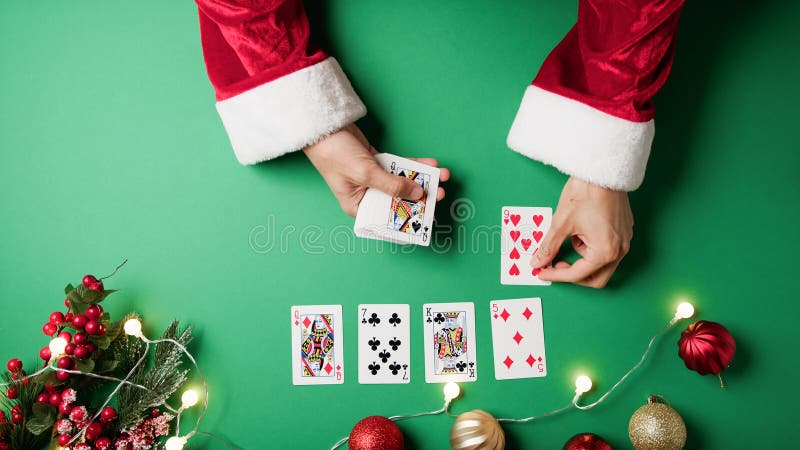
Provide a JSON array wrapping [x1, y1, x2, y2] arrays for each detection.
[[49, 337, 68, 359], [123, 318, 143, 338], [164, 436, 187, 450], [675, 302, 695, 320], [181, 389, 200, 409], [574, 375, 593, 395], [443, 382, 461, 402]]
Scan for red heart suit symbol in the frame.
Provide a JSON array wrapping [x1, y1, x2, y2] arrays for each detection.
[[509, 247, 520, 259], [532, 231, 543, 243], [510, 214, 521, 226], [532, 268, 541, 276], [509, 264, 520, 276], [520, 239, 532, 251], [503, 218, 509, 224], [509, 230, 520, 242], [532, 215, 544, 227]]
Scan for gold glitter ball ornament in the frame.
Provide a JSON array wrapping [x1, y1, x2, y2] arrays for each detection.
[[628, 395, 687, 450], [450, 410, 505, 450]]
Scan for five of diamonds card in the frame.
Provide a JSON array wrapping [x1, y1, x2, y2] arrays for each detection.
[[489, 298, 547, 380], [501, 206, 552, 285]]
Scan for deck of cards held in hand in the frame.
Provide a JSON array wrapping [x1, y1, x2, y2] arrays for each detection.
[[354, 154, 440, 246]]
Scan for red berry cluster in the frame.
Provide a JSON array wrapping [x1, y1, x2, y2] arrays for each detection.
[[3, 359, 28, 425], [54, 400, 117, 449]]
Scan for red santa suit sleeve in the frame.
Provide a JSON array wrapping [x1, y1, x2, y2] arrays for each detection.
[[196, 0, 366, 164], [507, 0, 685, 191]]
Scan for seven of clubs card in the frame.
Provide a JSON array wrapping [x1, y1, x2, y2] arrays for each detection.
[[489, 298, 547, 380], [291, 305, 344, 385], [354, 153, 440, 246], [423, 302, 478, 383], [358, 304, 411, 384], [501, 206, 552, 285]]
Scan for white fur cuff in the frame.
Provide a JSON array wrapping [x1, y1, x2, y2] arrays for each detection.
[[216, 57, 367, 165], [506, 85, 655, 191]]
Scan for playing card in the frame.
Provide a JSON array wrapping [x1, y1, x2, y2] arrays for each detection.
[[500, 206, 552, 285], [423, 302, 478, 383], [489, 298, 547, 380], [291, 305, 344, 385], [358, 304, 411, 384], [354, 153, 440, 246]]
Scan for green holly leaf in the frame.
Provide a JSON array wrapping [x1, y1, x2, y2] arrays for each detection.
[[35, 370, 62, 387], [98, 289, 118, 302], [95, 359, 119, 374], [64, 283, 75, 295], [105, 319, 123, 342], [69, 299, 88, 315], [89, 335, 111, 350], [31, 403, 56, 420], [75, 358, 95, 374], [26, 404, 56, 435]]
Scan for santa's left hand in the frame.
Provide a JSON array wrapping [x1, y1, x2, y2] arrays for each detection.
[[531, 177, 633, 288]]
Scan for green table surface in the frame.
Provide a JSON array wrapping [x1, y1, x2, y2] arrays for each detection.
[[1, 1, 798, 449]]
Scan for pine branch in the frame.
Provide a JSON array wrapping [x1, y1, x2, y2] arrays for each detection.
[[116, 321, 193, 430]]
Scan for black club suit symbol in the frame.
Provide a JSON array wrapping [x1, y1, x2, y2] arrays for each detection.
[[456, 362, 467, 372], [368, 362, 381, 375], [389, 313, 402, 326], [433, 313, 445, 324], [368, 313, 380, 327], [388, 338, 401, 350], [389, 362, 401, 375], [378, 350, 391, 363], [368, 338, 381, 351]]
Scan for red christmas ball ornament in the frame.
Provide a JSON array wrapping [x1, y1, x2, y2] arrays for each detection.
[[678, 320, 736, 387], [58, 331, 72, 342], [72, 314, 88, 329], [56, 371, 71, 381], [6, 386, 18, 400], [86, 304, 103, 320], [82, 275, 98, 287], [100, 406, 117, 423], [42, 322, 58, 336], [36, 392, 49, 403], [95, 437, 112, 450], [49, 392, 62, 406], [50, 311, 65, 325], [65, 343, 76, 356], [563, 433, 612, 450], [84, 320, 101, 335], [39, 346, 52, 361], [6, 358, 22, 373], [348, 416, 404, 450]]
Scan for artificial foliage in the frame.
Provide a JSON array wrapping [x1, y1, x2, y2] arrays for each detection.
[[0, 268, 195, 450]]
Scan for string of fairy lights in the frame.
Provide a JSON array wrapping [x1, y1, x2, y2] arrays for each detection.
[[330, 301, 696, 449]]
